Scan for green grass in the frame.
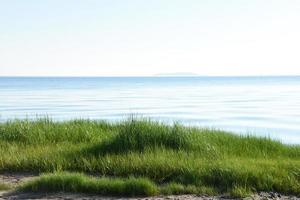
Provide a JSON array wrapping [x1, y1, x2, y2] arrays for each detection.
[[230, 185, 252, 198], [89, 119, 191, 155], [1, 118, 300, 197], [20, 172, 158, 197], [0, 183, 12, 191], [160, 182, 216, 196], [20, 172, 216, 196]]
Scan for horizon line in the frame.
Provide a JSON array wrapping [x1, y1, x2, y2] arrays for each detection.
[[1, 75, 300, 78]]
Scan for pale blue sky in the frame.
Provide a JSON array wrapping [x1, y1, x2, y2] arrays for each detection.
[[1, 0, 300, 76]]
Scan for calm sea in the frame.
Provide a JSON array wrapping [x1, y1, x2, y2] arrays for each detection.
[[1, 76, 300, 143]]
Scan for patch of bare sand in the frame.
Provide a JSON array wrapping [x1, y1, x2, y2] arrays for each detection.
[[0, 173, 37, 185]]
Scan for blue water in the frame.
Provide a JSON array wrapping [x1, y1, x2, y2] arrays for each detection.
[[1, 76, 300, 144]]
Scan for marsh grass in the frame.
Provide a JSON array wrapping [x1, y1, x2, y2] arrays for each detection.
[[20, 172, 158, 197], [20, 172, 217, 196], [0, 183, 12, 191], [0, 118, 115, 144], [89, 119, 191, 155], [160, 182, 216, 195], [1, 118, 300, 196], [230, 185, 253, 198]]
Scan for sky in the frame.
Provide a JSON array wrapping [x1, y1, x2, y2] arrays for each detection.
[[0, 0, 300, 76]]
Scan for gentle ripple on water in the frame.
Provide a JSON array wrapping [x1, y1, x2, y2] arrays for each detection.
[[0, 76, 300, 143]]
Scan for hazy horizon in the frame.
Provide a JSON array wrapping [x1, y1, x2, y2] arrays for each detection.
[[1, 74, 300, 78]]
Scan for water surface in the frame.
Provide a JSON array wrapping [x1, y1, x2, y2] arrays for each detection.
[[1, 76, 300, 143]]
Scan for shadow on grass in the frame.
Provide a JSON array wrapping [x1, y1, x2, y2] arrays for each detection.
[[86, 119, 192, 155]]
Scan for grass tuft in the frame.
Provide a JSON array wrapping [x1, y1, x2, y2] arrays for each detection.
[[90, 119, 191, 155], [160, 183, 201, 195], [230, 185, 253, 198], [20, 172, 218, 197], [20, 172, 159, 197], [0, 183, 12, 191]]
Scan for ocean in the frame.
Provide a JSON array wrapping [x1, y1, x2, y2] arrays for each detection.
[[1, 76, 300, 143]]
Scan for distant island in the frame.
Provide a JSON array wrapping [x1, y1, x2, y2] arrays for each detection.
[[154, 72, 199, 77]]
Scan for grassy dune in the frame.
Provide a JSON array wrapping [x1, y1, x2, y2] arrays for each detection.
[[1, 118, 300, 197]]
